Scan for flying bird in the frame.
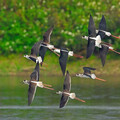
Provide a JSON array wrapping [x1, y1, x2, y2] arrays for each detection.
[[23, 62, 54, 105], [24, 26, 54, 64], [86, 15, 100, 59], [53, 47, 83, 58], [96, 16, 120, 39], [76, 67, 106, 82], [56, 71, 85, 108], [59, 48, 69, 76]]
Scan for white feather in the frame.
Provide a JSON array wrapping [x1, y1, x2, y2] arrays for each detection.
[[91, 74, 96, 79], [47, 44, 54, 49], [54, 49, 60, 53], [68, 51, 73, 56]]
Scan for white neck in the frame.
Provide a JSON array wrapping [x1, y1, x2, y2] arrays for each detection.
[[24, 55, 31, 60], [23, 80, 29, 85]]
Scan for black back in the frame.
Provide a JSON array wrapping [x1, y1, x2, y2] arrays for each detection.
[[83, 67, 96, 75], [39, 43, 48, 62], [88, 15, 96, 37], [97, 15, 106, 39], [99, 44, 109, 66], [59, 71, 71, 108], [59, 48, 68, 76], [28, 63, 39, 105], [43, 25, 54, 43]]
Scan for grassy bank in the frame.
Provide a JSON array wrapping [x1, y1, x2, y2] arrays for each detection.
[[0, 52, 120, 76]]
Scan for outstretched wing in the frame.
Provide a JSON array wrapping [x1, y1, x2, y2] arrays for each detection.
[[28, 83, 37, 106], [97, 15, 106, 39], [99, 44, 109, 66], [31, 41, 42, 56], [59, 71, 71, 108], [83, 67, 96, 75], [39, 43, 48, 62], [59, 94, 69, 108], [86, 38, 95, 59], [63, 71, 71, 92], [59, 48, 68, 76], [28, 63, 39, 105], [30, 62, 39, 81], [88, 15, 96, 37], [43, 25, 54, 43]]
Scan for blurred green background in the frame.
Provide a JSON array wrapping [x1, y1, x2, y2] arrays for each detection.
[[0, 0, 120, 75]]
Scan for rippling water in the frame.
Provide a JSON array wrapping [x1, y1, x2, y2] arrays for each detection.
[[0, 75, 120, 120]]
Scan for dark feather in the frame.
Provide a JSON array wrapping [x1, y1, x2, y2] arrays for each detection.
[[86, 38, 95, 59], [63, 71, 71, 92], [43, 25, 54, 43], [59, 71, 71, 108], [28, 63, 39, 105], [97, 15, 106, 39], [39, 43, 48, 62], [83, 67, 96, 75], [31, 41, 42, 56], [29, 56, 37, 63], [28, 83, 37, 106], [88, 15, 96, 37], [99, 45, 109, 66], [30, 62, 39, 81], [59, 94, 69, 108], [59, 48, 68, 76]]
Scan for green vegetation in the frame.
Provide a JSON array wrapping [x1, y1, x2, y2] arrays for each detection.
[[0, 52, 120, 76], [0, 0, 120, 55]]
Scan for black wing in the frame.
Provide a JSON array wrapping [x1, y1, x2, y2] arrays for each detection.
[[83, 67, 96, 75], [59, 94, 69, 108], [43, 25, 54, 43], [28, 83, 37, 106], [99, 44, 109, 66], [88, 15, 96, 37], [30, 62, 39, 81], [31, 41, 42, 56], [28, 63, 39, 105], [97, 15, 106, 39], [39, 43, 48, 62], [59, 48, 68, 76], [86, 38, 95, 59], [63, 71, 71, 92]]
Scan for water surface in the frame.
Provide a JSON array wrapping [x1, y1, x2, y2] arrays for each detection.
[[0, 75, 120, 120]]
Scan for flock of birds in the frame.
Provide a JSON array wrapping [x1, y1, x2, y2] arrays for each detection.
[[23, 15, 120, 108]]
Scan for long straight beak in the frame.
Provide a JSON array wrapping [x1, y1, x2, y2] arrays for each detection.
[[49, 48, 60, 57], [43, 84, 52, 87], [95, 77, 106, 82], [43, 86, 54, 90], [109, 49, 120, 55], [73, 54, 83, 58], [111, 35, 120, 39], [74, 97, 86, 102]]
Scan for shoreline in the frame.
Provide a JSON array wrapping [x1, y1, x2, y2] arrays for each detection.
[[0, 54, 120, 76]]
